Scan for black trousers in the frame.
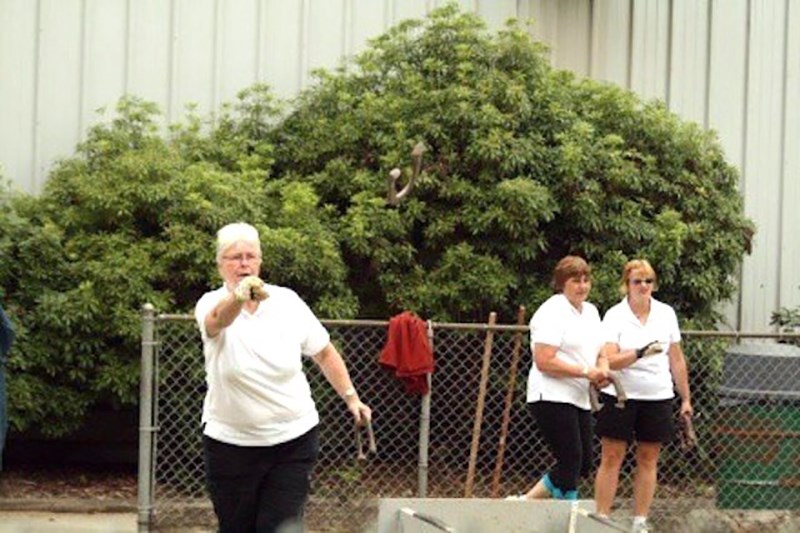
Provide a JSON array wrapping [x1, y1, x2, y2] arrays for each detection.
[[203, 426, 319, 533], [530, 401, 593, 492]]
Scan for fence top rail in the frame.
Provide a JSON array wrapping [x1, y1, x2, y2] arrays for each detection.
[[157, 313, 195, 321], [150, 311, 800, 339]]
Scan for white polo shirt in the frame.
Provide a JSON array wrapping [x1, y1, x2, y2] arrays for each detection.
[[526, 294, 603, 410], [194, 284, 330, 446], [600, 297, 681, 400]]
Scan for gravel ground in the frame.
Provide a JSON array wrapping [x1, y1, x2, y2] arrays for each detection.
[[0, 510, 137, 532], [0, 466, 140, 532], [3, 466, 800, 532], [0, 466, 294, 532], [0, 465, 137, 502]]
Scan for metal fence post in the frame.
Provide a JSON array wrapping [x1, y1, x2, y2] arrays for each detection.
[[138, 304, 156, 532], [418, 321, 434, 497]]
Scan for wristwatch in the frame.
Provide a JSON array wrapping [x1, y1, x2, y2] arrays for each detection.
[[581, 365, 589, 377], [343, 387, 357, 399]]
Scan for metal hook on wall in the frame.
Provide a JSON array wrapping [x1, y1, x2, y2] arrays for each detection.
[[387, 141, 426, 206]]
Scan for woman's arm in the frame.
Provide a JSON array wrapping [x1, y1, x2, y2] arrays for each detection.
[[203, 277, 268, 337], [595, 350, 610, 374], [204, 293, 245, 338], [603, 342, 637, 370], [313, 343, 372, 423], [594, 351, 611, 388], [602, 341, 662, 370], [534, 343, 605, 382], [668, 342, 693, 416]]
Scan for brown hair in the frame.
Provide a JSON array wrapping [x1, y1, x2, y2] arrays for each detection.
[[552, 255, 591, 292], [619, 259, 658, 294]]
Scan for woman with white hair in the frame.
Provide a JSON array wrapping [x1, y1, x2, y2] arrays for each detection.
[[195, 222, 371, 533]]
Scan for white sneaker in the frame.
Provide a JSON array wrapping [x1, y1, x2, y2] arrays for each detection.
[[504, 494, 527, 501], [631, 521, 650, 533]]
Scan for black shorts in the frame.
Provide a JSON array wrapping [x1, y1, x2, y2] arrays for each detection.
[[594, 393, 675, 444]]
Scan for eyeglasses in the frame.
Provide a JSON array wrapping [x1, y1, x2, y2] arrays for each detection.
[[222, 253, 261, 264], [630, 278, 655, 286]]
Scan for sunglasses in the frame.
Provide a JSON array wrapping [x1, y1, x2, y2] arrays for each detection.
[[630, 278, 655, 286]]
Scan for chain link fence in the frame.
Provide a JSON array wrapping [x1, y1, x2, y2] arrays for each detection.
[[139, 309, 800, 532]]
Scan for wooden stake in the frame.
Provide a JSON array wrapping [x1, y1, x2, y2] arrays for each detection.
[[464, 311, 496, 497], [490, 305, 526, 497]]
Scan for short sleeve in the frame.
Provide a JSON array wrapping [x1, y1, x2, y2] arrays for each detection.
[[293, 293, 330, 357], [194, 292, 218, 342], [601, 308, 622, 345], [667, 306, 682, 343], [529, 300, 564, 347]]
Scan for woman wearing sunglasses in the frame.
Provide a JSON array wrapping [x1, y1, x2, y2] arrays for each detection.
[[593, 259, 693, 533]]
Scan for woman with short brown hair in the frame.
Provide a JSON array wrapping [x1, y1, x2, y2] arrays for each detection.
[[509, 255, 609, 501]]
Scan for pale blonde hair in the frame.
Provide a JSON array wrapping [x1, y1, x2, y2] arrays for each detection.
[[619, 259, 657, 295]]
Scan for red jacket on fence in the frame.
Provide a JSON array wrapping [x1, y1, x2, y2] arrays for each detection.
[[379, 311, 434, 395]]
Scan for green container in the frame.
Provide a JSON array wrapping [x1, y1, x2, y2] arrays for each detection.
[[716, 404, 800, 509]]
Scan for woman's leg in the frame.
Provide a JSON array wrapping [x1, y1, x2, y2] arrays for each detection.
[[203, 435, 262, 533], [527, 402, 585, 499], [594, 437, 627, 516], [255, 427, 319, 533], [577, 408, 593, 479], [523, 478, 553, 499], [632, 441, 661, 518], [203, 427, 319, 533], [630, 398, 673, 520], [593, 392, 638, 516]]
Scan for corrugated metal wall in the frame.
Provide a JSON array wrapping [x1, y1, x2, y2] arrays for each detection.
[[526, 0, 800, 334], [0, 0, 797, 330]]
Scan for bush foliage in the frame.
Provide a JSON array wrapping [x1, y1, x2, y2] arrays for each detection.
[[0, 4, 753, 436], [0, 95, 356, 436], [771, 306, 800, 346], [270, 5, 753, 323]]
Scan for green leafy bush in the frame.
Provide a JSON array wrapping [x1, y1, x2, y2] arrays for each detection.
[[771, 306, 800, 346], [0, 95, 355, 436], [269, 4, 753, 323]]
